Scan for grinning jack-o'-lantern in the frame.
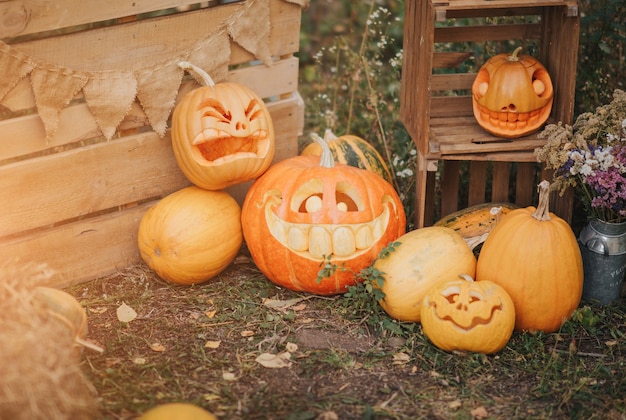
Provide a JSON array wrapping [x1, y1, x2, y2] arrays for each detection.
[[241, 133, 406, 295], [421, 274, 515, 354], [472, 47, 553, 139], [171, 61, 275, 190]]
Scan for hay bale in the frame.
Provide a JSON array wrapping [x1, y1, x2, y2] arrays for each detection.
[[0, 263, 98, 419]]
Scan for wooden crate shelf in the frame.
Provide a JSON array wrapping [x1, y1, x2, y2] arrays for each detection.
[[0, 0, 306, 287], [400, 0, 580, 227]]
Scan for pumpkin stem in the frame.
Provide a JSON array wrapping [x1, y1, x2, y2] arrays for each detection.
[[458, 274, 475, 283], [311, 132, 335, 169], [178, 61, 216, 87], [532, 180, 552, 221], [508, 46, 523, 62], [323, 128, 338, 143]]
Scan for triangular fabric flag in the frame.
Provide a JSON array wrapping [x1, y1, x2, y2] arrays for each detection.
[[187, 31, 231, 84], [228, 0, 273, 66], [0, 42, 36, 101], [83, 70, 137, 140], [30, 66, 89, 141], [135, 60, 185, 137]]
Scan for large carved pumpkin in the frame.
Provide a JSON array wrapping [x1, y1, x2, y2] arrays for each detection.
[[171, 61, 275, 190], [472, 47, 553, 138], [421, 274, 515, 354], [241, 135, 406, 295]]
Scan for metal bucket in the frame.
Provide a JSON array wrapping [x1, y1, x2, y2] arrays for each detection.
[[578, 219, 626, 304]]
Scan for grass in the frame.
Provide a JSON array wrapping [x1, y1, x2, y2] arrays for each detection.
[[73, 253, 626, 419]]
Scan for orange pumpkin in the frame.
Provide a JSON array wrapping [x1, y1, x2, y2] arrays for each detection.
[[421, 274, 515, 354], [476, 181, 583, 332], [472, 47, 553, 138], [171, 61, 275, 190], [241, 134, 406, 295], [138, 186, 243, 285]]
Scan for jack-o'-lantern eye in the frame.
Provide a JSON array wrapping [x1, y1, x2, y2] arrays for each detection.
[[336, 182, 361, 212], [246, 99, 264, 121], [199, 98, 231, 123]]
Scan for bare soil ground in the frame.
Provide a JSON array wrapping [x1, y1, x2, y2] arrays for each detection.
[[75, 247, 626, 420]]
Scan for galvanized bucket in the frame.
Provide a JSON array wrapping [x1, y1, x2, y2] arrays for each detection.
[[578, 219, 626, 305]]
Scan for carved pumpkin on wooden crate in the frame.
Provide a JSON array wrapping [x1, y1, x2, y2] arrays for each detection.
[[171, 62, 275, 190], [421, 274, 515, 354], [476, 181, 583, 333], [241, 134, 406, 295], [472, 47, 553, 138]]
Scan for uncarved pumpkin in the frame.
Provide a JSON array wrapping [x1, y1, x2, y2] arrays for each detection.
[[301, 129, 394, 184], [171, 61, 275, 190], [421, 274, 515, 354], [472, 47, 553, 138], [139, 403, 217, 420], [241, 133, 406, 295], [138, 186, 242, 285], [374, 226, 476, 322], [476, 180, 583, 332]]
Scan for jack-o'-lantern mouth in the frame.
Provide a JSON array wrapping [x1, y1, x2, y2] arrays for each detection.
[[192, 129, 269, 162], [263, 195, 394, 261], [427, 287, 504, 331], [473, 102, 549, 134]]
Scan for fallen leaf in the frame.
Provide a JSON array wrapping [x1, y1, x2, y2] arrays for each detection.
[[471, 406, 488, 419], [291, 303, 307, 311], [205, 310, 217, 318], [89, 306, 108, 314], [262, 297, 311, 311], [204, 340, 221, 349], [241, 330, 255, 337], [606, 340, 618, 347], [133, 357, 146, 365], [448, 400, 462, 410], [255, 352, 292, 368], [222, 372, 237, 381], [392, 352, 410, 365], [116, 302, 137, 323], [149, 342, 166, 352]]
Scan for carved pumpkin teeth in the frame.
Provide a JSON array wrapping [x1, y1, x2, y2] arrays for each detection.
[[476, 103, 552, 134], [264, 199, 392, 260]]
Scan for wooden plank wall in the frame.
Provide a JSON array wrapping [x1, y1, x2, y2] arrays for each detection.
[[0, 0, 305, 287]]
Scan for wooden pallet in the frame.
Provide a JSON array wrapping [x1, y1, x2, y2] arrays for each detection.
[[401, 0, 579, 226], [0, 0, 305, 287]]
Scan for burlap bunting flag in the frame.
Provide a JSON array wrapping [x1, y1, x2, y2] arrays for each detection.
[[0, 0, 287, 141]]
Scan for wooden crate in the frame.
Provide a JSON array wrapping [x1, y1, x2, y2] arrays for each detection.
[[0, 0, 306, 287], [400, 0, 580, 226]]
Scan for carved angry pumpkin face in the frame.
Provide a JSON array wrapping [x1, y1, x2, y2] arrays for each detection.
[[472, 47, 553, 139], [172, 64, 275, 191], [241, 137, 406, 295], [421, 275, 515, 354]]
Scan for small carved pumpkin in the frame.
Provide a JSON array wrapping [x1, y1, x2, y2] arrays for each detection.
[[171, 62, 275, 190], [241, 134, 406, 295], [421, 274, 515, 354], [472, 47, 553, 138]]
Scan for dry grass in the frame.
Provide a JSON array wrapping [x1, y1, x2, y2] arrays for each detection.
[[63, 248, 626, 419]]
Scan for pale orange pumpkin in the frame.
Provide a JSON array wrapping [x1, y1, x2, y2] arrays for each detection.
[[476, 180, 583, 332], [374, 226, 477, 322], [171, 61, 275, 190], [241, 134, 406, 295], [138, 186, 242, 285], [421, 274, 515, 354], [472, 47, 553, 138]]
